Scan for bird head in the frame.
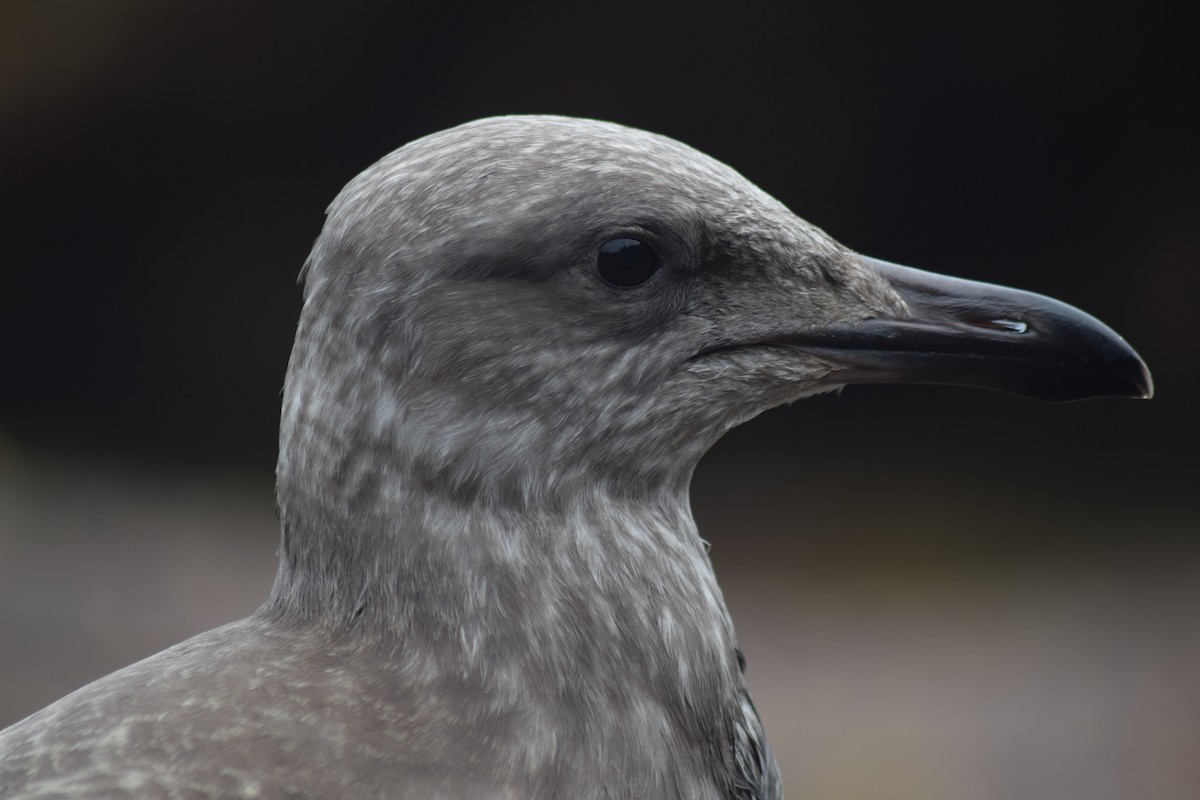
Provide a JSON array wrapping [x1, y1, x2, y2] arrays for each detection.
[[279, 115, 1151, 513]]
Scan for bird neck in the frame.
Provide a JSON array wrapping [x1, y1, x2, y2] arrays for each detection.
[[266, 462, 729, 643], [263, 468, 741, 726]]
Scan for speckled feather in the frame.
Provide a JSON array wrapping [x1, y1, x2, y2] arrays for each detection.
[[0, 116, 905, 799]]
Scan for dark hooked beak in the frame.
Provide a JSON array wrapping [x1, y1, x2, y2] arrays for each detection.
[[803, 256, 1154, 403]]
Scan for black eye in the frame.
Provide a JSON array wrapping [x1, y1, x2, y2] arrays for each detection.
[[596, 238, 660, 288]]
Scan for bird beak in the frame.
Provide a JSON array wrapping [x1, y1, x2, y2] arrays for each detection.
[[802, 255, 1154, 402]]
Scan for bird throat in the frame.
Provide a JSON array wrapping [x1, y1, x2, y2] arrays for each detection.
[[265, 461, 745, 791]]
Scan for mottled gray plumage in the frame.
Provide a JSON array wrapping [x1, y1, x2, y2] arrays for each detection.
[[0, 115, 1151, 799]]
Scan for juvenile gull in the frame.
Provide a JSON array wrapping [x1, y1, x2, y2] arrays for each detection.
[[0, 116, 1152, 799]]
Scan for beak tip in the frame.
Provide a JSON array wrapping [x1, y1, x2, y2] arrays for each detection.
[[1136, 363, 1155, 400], [1112, 336, 1153, 401], [1060, 339, 1153, 403], [1071, 343, 1153, 403]]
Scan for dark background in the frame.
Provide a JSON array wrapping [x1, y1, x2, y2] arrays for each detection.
[[1, 2, 1196, 798]]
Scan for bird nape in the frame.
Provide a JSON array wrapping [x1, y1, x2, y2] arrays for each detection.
[[0, 116, 1152, 800]]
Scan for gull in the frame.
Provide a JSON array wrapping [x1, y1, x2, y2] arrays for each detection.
[[0, 115, 1152, 799]]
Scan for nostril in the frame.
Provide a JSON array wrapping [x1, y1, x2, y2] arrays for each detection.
[[989, 319, 1029, 333]]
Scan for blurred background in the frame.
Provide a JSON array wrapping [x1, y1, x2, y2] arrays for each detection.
[[0, 1, 1195, 797]]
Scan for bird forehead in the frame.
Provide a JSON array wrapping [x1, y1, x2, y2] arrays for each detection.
[[417, 115, 745, 189], [332, 116, 778, 230]]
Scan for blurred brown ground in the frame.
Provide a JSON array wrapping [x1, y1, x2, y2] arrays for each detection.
[[1, 1, 1196, 798]]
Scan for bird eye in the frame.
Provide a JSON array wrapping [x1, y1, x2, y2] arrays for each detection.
[[596, 238, 660, 288]]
